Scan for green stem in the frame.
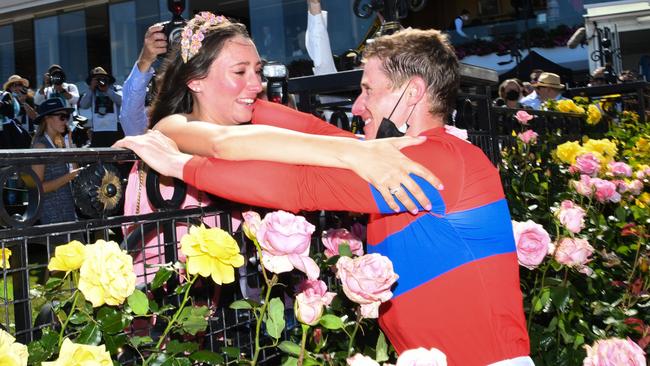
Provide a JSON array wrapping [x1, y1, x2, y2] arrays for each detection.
[[527, 262, 550, 330], [526, 271, 540, 331], [251, 274, 277, 365], [347, 316, 361, 356], [145, 274, 198, 365], [297, 323, 309, 366], [623, 235, 644, 308], [58, 286, 80, 348]]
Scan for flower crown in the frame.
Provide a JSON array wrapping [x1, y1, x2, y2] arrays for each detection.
[[180, 12, 228, 63]]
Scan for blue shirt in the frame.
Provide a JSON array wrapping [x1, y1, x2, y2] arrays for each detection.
[[119, 63, 154, 136]]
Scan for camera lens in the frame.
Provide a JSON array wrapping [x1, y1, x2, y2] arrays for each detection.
[[97, 78, 107, 87]]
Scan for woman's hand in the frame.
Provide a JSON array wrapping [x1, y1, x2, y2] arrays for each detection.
[[113, 130, 192, 179], [348, 136, 444, 214]]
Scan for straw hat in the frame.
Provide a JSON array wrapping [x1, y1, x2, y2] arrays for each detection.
[[86, 66, 115, 85], [535, 72, 565, 89], [3, 75, 29, 91]]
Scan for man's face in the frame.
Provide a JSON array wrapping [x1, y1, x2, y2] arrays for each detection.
[[351, 57, 410, 140]]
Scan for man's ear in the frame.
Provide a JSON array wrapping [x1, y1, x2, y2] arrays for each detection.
[[187, 79, 202, 93], [406, 76, 427, 105]]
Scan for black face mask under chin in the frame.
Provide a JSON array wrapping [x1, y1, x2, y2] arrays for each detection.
[[374, 82, 415, 139]]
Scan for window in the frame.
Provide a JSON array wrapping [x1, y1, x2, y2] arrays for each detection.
[[0, 25, 14, 80]]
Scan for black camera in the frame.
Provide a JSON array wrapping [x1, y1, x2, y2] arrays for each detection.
[[262, 62, 288, 105], [162, 0, 187, 51], [97, 78, 108, 87], [49, 70, 66, 86]]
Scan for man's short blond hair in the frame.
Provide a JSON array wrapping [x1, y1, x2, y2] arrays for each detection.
[[363, 28, 459, 116]]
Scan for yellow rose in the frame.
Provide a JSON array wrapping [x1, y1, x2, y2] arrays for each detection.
[[555, 141, 585, 164], [0, 328, 28, 366], [48, 240, 86, 272], [42, 338, 112, 366], [0, 248, 11, 270], [586, 104, 602, 125], [634, 138, 649, 156], [583, 138, 618, 161], [181, 225, 244, 285], [556, 100, 585, 114], [78, 240, 135, 307]]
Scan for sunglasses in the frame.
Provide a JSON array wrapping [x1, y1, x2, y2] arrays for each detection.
[[49, 113, 70, 121]]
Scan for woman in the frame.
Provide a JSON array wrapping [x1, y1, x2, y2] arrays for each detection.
[[494, 79, 523, 109], [31, 98, 81, 227], [149, 12, 439, 209], [123, 12, 440, 286]]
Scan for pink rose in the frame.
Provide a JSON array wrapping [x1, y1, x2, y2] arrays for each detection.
[[612, 179, 628, 193], [591, 178, 621, 203], [572, 175, 594, 197], [556, 200, 586, 234], [294, 279, 336, 325], [336, 254, 399, 319], [554, 237, 594, 275], [608, 161, 633, 177], [511, 220, 552, 270], [574, 153, 601, 176], [444, 125, 469, 142], [396, 347, 447, 366], [515, 110, 534, 125], [322, 229, 364, 258], [583, 337, 646, 366], [517, 129, 538, 144], [351, 222, 367, 243], [256, 210, 319, 279], [347, 354, 380, 366], [627, 180, 644, 196], [242, 211, 262, 241]]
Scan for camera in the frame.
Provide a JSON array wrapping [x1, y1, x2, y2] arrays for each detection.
[[262, 62, 288, 105], [97, 78, 108, 87], [49, 70, 66, 86], [162, 0, 187, 51]]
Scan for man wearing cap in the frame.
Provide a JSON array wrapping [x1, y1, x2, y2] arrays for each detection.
[[34, 64, 79, 109], [79, 66, 123, 147], [3, 75, 38, 132], [521, 72, 567, 110]]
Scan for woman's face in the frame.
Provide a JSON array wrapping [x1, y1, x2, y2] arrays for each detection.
[[190, 35, 263, 125], [44, 113, 69, 135]]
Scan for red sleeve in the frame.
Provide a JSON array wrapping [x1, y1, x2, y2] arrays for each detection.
[[251, 99, 356, 138], [183, 157, 384, 213]]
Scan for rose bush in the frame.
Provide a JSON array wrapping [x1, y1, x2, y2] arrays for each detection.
[[501, 107, 649, 365]]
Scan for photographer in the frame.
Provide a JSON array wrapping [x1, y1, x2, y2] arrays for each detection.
[[0, 90, 32, 149], [3, 75, 37, 133], [79, 67, 123, 147], [34, 64, 79, 108], [120, 23, 167, 136]]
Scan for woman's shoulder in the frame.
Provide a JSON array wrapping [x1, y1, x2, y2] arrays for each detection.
[[154, 113, 191, 129]]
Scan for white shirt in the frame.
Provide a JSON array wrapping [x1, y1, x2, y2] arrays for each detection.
[[34, 83, 80, 108], [305, 11, 337, 76]]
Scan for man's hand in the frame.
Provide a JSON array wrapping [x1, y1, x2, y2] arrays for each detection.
[[54, 83, 65, 93], [112, 130, 191, 179], [89, 78, 98, 92], [137, 24, 168, 72]]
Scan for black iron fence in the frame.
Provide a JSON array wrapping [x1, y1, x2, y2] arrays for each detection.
[[0, 149, 292, 364]]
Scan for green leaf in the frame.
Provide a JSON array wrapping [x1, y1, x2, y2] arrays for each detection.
[[282, 357, 299, 366], [229, 299, 253, 310], [151, 267, 173, 290], [149, 353, 170, 366], [338, 243, 353, 257], [45, 277, 64, 291], [161, 358, 191, 366], [97, 306, 128, 334], [178, 306, 209, 335], [189, 350, 225, 365], [265, 297, 285, 339], [68, 312, 91, 325], [278, 341, 301, 356], [166, 340, 199, 355], [550, 286, 571, 312], [319, 314, 344, 330], [76, 322, 102, 345], [128, 289, 149, 316], [27, 329, 58, 363], [104, 333, 128, 354], [375, 331, 389, 362], [220, 346, 241, 359], [130, 336, 154, 348]]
